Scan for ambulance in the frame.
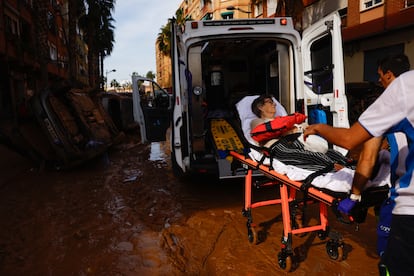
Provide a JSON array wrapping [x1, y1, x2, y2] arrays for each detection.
[[132, 12, 349, 179]]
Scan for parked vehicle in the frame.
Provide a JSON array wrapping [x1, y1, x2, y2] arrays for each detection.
[[100, 92, 138, 132], [134, 13, 349, 179], [131, 76, 172, 143]]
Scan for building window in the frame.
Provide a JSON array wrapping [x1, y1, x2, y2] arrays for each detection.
[[360, 0, 383, 11], [202, 13, 213, 20], [255, 1, 263, 17], [363, 44, 404, 82], [338, 7, 348, 27], [221, 11, 233, 20], [49, 43, 57, 61], [23, 0, 33, 8], [5, 14, 20, 36], [21, 20, 33, 48], [47, 12, 57, 34], [406, 0, 414, 8]]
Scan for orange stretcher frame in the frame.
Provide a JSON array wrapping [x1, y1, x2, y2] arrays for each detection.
[[229, 150, 345, 272]]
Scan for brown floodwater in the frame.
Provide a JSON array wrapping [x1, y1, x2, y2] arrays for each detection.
[[0, 134, 381, 275]]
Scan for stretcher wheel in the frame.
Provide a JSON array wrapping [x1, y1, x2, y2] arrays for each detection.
[[247, 226, 258, 244], [326, 240, 344, 260], [278, 253, 292, 272]]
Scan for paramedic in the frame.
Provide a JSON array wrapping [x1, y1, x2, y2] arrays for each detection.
[[303, 54, 414, 276], [338, 54, 410, 213], [339, 55, 410, 264]]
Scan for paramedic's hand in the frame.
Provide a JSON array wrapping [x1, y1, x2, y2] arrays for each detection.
[[303, 124, 319, 141], [338, 198, 357, 215]]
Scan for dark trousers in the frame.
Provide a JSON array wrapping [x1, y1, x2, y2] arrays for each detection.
[[382, 214, 414, 276]]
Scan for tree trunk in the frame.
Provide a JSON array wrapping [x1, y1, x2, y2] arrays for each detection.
[[87, 44, 98, 90], [100, 52, 104, 91]]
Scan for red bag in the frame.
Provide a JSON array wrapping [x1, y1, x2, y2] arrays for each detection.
[[250, 112, 307, 143]]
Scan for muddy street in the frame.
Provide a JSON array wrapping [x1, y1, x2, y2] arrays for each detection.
[[0, 134, 381, 275]]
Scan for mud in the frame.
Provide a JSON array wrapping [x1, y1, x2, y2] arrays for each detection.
[[0, 133, 381, 275]]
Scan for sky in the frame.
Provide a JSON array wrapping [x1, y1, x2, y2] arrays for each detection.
[[105, 0, 183, 84]]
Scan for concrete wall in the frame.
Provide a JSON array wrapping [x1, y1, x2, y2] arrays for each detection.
[[303, 0, 347, 29], [344, 27, 414, 82]]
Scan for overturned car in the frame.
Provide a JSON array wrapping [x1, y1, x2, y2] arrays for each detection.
[[0, 87, 124, 169]]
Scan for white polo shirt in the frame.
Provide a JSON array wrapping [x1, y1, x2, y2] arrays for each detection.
[[359, 70, 414, 215]]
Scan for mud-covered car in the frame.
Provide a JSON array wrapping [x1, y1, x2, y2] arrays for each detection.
[[0, 86, 124, 169]]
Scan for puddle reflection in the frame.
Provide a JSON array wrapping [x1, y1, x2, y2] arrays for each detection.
[[149, 142, 167, 162]]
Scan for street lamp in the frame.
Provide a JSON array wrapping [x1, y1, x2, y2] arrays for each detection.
[[105, 69, 116, 91], [226, 5, 252, 18]]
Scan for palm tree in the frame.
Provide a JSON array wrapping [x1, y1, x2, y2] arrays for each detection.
[[156, 7, 190, 57], [98, 16, 115, 90], [174, 7, 188, 31], [79, 0, 116, 90], [157, 23, 171, 57], [110, 79, 119, 89], [146, 71, 156, 80]]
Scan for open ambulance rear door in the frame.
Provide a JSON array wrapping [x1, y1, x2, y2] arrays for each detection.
[[301, 12, 349, 153], [131, 76, 171, 143], [170, 19, 188, 176]]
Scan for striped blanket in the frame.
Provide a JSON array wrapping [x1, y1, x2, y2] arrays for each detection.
[[264, 133, 354, 172]]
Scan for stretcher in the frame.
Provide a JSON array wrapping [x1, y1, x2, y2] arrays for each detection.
[[230, 150, 346, 271], [209, 103, 390, 272]]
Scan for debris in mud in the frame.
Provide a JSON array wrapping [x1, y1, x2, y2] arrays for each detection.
[[122, 169, 143, 183], [0, 135, 383, 275]]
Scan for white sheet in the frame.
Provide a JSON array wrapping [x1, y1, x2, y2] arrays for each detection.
[[236, 95, 390, 193], [248, 147, 390, 193]]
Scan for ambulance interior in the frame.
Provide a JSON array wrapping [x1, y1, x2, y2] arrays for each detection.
[[186, 36, 334, 166]]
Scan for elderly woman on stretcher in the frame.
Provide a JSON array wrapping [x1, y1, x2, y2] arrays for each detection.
[[249, 94, 353, 172], [242, 94, 390, 200]]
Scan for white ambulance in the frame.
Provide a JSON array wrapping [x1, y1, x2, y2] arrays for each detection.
[[133, 12, 349, 179]]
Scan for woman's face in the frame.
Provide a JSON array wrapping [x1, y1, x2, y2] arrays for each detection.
[[259, 98, 276, 119]]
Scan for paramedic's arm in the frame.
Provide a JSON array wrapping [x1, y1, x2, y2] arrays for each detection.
[[351, 137, 383, 196], [303, 122, 373, 150]]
